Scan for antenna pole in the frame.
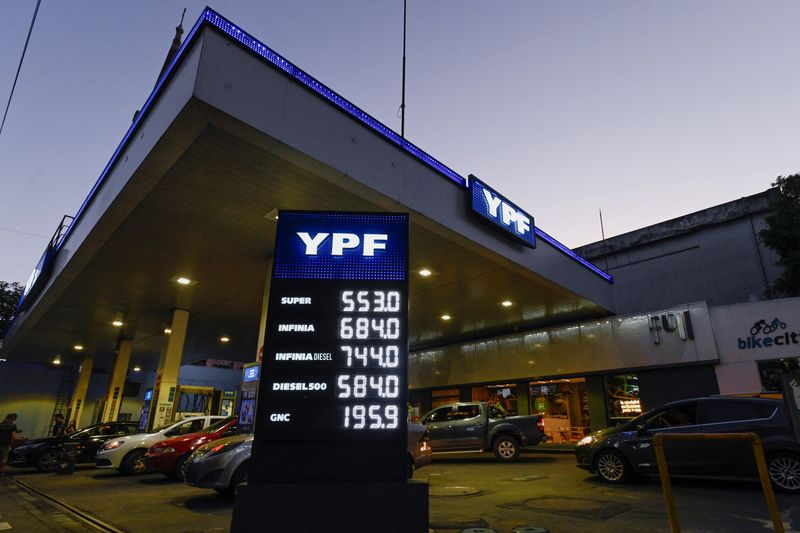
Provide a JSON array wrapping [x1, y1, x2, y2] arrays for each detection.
[[599, 209, 610, 273], [401, 0, 407, 139]]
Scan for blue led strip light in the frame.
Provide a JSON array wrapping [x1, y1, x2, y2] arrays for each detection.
[[53, 7, 611, 285]]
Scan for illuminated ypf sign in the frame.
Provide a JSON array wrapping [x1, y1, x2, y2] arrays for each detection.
[[468, 174, 535, 248], [252, 211, 409, 484]]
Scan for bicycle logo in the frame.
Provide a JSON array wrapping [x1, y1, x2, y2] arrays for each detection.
[[750, 318, 787, 336]]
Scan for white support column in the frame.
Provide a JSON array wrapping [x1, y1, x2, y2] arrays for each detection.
[[255, 257, 273, 362], [101, 339, 133, 422], [148, 309, 189, 431], [67, 354, 94, 429]]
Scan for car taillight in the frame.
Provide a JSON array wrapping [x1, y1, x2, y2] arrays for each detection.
[[537, 417, 545, 431]]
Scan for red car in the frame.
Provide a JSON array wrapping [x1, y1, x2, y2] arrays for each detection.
[[144, 416, 238, 480]]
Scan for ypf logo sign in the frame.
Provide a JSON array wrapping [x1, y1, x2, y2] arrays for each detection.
[[739, 317, 799, 350], [468, 175, 535, 248]]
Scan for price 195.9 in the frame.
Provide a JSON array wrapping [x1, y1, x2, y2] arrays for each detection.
[[338, 404, 400, 430], [339, 317, 400, 339]]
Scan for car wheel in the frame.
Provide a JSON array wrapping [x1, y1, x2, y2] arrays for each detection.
[[768, 452, 800, 493], [120, 450, 147, 476], [226, 462, 249, 497], [493, 435, 521, 462], [35, 449, 59, 472], [172, 455, 190, 481], [595, 450, 631, 484]]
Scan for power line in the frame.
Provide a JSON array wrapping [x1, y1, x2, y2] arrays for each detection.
[[0, 226, 47, 239], [0, 0, 42, 138]]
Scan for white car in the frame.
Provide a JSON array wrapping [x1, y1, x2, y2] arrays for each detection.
[[95, 416, 225, 475]]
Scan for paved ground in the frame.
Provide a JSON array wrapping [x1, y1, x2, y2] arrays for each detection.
[[1, 452, 799, 532]]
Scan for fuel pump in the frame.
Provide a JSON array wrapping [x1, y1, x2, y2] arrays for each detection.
[[219, 390, 237, 416], [172, 385, 216, 419], [138, 389, 153, 432], [238, 363, 260, 434]]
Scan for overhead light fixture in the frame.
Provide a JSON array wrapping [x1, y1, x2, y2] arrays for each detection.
[[52, 355, 62, 365], [176, 277, 192, 285], [164, 328, 172, 335], [440, 314, 451, 321], [220, 336, 230, 343], [501, 300, 513, 307], [133, 365, 141, 372], [112, 320, 124, 327], [418, 268, 432, 277], [73, 345, 84, 351]]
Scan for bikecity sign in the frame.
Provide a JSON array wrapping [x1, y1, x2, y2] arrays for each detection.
[[468, 174, 535, 248], [739, 317, 799, 350]]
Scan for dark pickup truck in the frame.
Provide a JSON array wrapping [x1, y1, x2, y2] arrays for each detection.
[[420, 402, 547, 462]]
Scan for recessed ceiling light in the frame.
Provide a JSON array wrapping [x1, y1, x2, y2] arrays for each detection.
[[418, 268, 432, 277], [112, 320, 124, 327], [220, 336, 230, 343], [164, 328, 172, 335], [52, 355, 62, 365], [133, 365, 141, 372], [440, 314, 451, 321], [264, 208, 279, 221], [501, 300, 513, 307], [73, 345, 84, 351], [176, 277, 192, 285]]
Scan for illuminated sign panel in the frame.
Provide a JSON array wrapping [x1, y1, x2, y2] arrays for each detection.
[[252, 211, 408, 484], [469, 174, 535, 248]]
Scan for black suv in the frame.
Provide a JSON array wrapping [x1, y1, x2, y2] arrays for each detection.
[[8, 422, 140, 471], [575, 396, 800, 493]]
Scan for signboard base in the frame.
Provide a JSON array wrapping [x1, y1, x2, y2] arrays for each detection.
[[231, 481, 429, 533]]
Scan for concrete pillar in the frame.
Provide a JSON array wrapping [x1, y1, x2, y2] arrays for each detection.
[[147, 309, 189, 431], [586, 375, 609, 432], [255, 258, 273, 362], [67, 354, 94, 429], [101, 339, 133, 422], [515, 381, 531, 415]]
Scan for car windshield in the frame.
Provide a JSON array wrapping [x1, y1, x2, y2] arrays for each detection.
[[202, 416, 235, 433]]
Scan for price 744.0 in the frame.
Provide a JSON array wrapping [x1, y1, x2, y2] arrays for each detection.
[[340, 345, 399, 368]]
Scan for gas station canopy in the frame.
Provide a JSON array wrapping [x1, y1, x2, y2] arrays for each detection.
[[1, 8, 614, 372]]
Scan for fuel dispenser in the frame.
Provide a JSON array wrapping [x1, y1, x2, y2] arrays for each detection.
[[138, 389, 153, 432], [220, 390, 237, 416], [172, 385, 217, 419], [238, 363, 260, 434]]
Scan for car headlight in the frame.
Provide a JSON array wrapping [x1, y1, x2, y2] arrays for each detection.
[[151, 446, 176, 454], [101, 440, 124, 451], [577, 435, 595, 446]]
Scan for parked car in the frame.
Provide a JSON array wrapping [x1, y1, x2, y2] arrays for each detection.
[[7, 422, 140, 471], [96, 415, 225, 474], [185, 421, 432, 496], [144, 416, 238, 480], [420, 402, 546, 462], [407, 420, 432, 477], [575, 396, 800, 493]]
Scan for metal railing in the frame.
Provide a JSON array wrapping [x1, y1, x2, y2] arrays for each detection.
[[653, 432, 785, 533]]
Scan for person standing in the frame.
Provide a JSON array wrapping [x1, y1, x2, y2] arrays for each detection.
[[52, 414, 65, 437], [0, 413, 19, 474]]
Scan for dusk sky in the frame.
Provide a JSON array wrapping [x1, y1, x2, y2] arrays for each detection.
[[1, 1, 799, 284]]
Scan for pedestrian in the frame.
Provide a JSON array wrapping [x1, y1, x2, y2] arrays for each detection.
[[65, 420, 77, 434], [52, 414, 65, 437], [0, 413, 19, 474]]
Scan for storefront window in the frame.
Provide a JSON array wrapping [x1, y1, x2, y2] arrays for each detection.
[[758, 358, 800, 392], [605, 373, 641, 424], [431, 388, 459, 408], [529, 378, 588, 444], [471, 384, 518, 415]]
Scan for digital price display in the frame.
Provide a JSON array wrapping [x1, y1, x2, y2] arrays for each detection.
[[251, 211, 409, 484]]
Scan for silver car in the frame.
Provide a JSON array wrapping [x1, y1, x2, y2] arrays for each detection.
[[185, 423, 431, 496], [184, 434, 252, 496]]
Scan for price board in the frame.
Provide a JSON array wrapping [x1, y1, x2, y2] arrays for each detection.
[[251, 211, 409, 484]]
